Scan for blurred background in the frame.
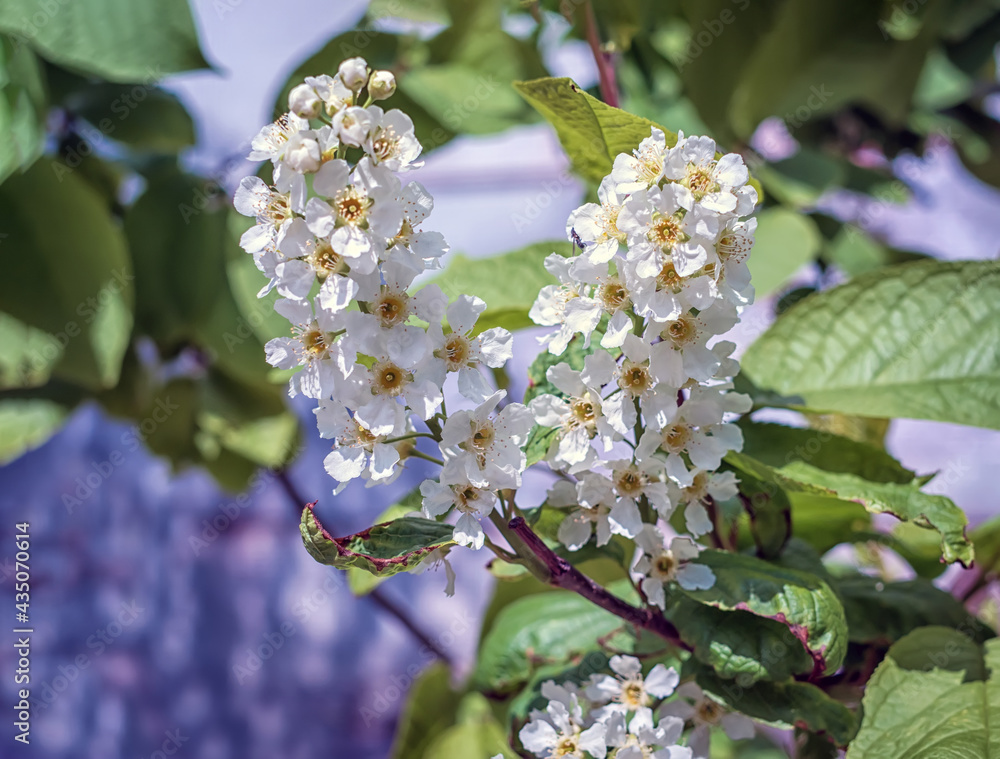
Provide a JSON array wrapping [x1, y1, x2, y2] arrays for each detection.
[[1, 0, 999, 756]]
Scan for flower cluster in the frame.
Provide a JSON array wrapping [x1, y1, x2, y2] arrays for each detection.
[[234, 57, 523, 550], [518, 655, 753, 758], [529, 127, 757, 603]]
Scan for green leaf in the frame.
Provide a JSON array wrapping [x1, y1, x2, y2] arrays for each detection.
[[0, 0, 209, 82], [389, 663, 466, 759], [0, 34, 46, 183], [425, 241, 563, 335], [696, 668, 858, 747], [300, 506, 455, 578], [748, 208, 822, 298], [473, 588, 633, 693], [835, 575, 992, 645], [727, 451, 973, 567], [0, 397, 68, 464], [349, 489, 424, 596], [124, 171, 229, 347], [742, 259, 1000, 430], [683, 550, 849, 678], [423, 693, 517, 758], [63, 84, 195, 152], [847, 631, 1000, 758], [0, 157, 133, 390], [882, 626, 990, 679], [738, 422, 916, 485], [0, 311, 62, 389], [514, 77, 676, 187]]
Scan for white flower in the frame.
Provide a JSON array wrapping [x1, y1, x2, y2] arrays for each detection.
[[333, 105, 373, 147], [420, 295, 513, 403], [420, 463, 499, 550], [607, 458, 672, 517], [714, 217, 757, 306], [288, 82, 322, 118], [365, 107, 422, 172], [282, 130, 321, 174], [624, 257, 718, 324], [666, 466, 739, 538], [587, 655, 680, 725], [264, 297, 349, 399], [618, 185, 719, 280], [305, 158, 402, 273], [634, 526, 715, 609], [234, 176, 303, 254], [440, 390, 533, 490], [643, 303, 737, 383], [659, 683, 754, 759], [269, 218, 359, 299], [582, 335, 681, 435], [369, 70, 396, 100], [567, 175, 625, 264], [315, 401, 406, 490], [349, 324, 442, 433], [562, 263, 634, 350], [530, 253, 585, 355], [339, 57, 369, 90], [667, 133, 754, 215], [529, 362, 617, 468], [305, 73, 353, 116], [605, 710, 692, 759], [611, 127, 671, 194], [520, 692, 608, 759], [349, 258, 447, 332], [248, 112, 310, 164], [552, 474, 642, 550], [388, 181, 449, 270]]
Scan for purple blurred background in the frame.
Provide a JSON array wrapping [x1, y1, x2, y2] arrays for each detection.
[[1, 0, 999, 757]]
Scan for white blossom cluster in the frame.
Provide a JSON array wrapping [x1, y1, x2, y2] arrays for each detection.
[[234, 57, 526, 550], [529, 128, 757, 604], [513, 655, 753, 758]]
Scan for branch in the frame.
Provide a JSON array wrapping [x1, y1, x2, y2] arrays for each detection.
[[275, 469, 455, 667], [507, 516, 690, 650], [582, 1, 620, 108]]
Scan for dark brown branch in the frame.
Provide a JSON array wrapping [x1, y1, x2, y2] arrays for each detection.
[[275, 469, 454, 667], [508, 516, 690, 650]]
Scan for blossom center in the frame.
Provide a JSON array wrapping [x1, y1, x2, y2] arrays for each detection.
[[696, 698, 723, 725], [656, 261, 683, 292], [662, 316, 697, 347], [568, 396, 596, 429], [662, 423, 691, 453], [335, 187, 370, 225], [372, 127, 399, 161], [553, 734, 580, 757], [686, 165, 717, 199], [371, 360, 410, 396], [598, 280, 629, 312], [439, 334, 471, 370], [373, 291, 409, 328], [649, 213, 686, 249], [615, 468, 647, 496], [684, 471, 710, 501], [654, 551, 677, 580], [307, 240, 347, 278], [619, 679, 650, 710], [619, 360, 651, 395]]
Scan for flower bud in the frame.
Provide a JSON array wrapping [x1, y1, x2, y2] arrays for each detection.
[[338, 57, 369, 90], [368, 70, 396, 101], [288, 83, 321, 119]]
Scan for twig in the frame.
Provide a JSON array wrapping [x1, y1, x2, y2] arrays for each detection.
[[581, 1, 620, 108], [275, 469, 454, 667], [507, 516, 690, 650]]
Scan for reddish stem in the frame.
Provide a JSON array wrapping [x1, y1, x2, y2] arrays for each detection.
[[582, 1, 620, 108], [508, 516, 689, 650]]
